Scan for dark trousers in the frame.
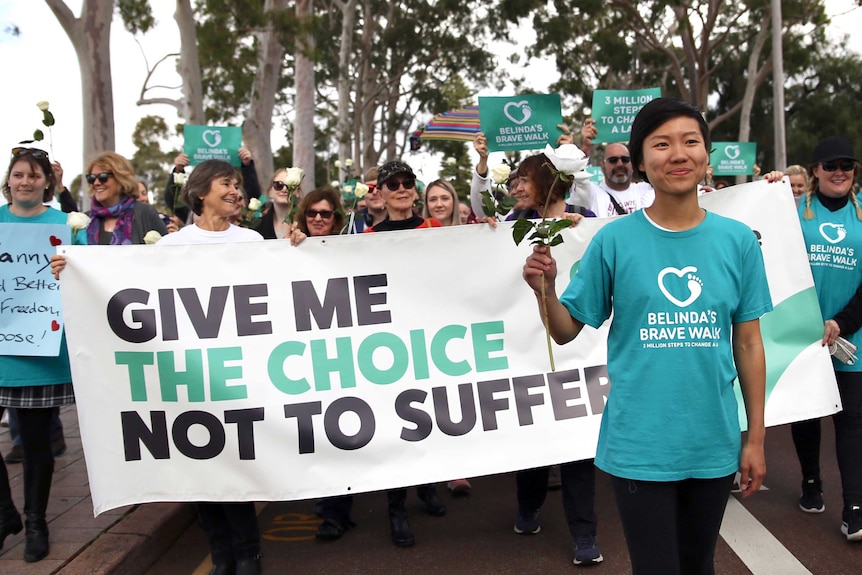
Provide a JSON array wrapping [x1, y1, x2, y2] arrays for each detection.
[[196, 502, 261, 564], [610, 474, 734, 575], [7, 407, 64, 447], [318, 495, 353, 522], [516, 459, 597, 537], [0, 407, 54, 517], [791, 371, 862, 509]]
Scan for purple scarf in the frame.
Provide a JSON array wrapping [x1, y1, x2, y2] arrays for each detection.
[[87, 195, 136, 245]]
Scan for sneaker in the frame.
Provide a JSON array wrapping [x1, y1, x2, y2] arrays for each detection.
[[799, 479, 825, 513], [446, 479, 472, 496], [514, 510, 541, 534], [573, 535, 604, 565], [3, 445, 23, 464], [841, 505, 862, 542]]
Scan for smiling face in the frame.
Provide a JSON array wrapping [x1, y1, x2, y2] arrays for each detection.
[[425, 184, 455, 224], [637, 116, 708, 198], [270, 169, 291, 206], [511, 174, 539, 211], [7, 159, 47, 210], [813, 160, 857, 199], [788, 173, 807, 197], [305, 199, 336, 236], [380, 172, 416, 217], [88, 163, 123, 207], [601, 143, 634, 190], [201, 175, 242, 218]]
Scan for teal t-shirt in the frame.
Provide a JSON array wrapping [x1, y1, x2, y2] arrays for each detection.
[[560, 210, 772, 481], [798, 197, 862, 372], [0, 205, 86, 387]]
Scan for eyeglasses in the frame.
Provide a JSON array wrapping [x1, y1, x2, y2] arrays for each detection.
[[366, 183, 377, 193], [86, 172, 113, 185], [306, 209, 334, 220], [821, 160, 856, 172], [605, 156, 631, 165], [271, 181, 287, 191], [11, 147, 49, 160], [383, 178, 415, 191]]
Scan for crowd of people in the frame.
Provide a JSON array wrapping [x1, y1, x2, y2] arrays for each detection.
[[2, 97, 861, 575]]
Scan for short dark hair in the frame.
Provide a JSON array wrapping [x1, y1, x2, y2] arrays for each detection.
[[629, 98, 710, 184], [182, 160, 238, 216], [517, 153, 569, 207], [294, 187, 345, 236], [5, 148, 55, 201]]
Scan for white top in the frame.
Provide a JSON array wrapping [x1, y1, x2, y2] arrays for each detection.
[[585, 181, 655, 217], [157, 223, 264, 245]]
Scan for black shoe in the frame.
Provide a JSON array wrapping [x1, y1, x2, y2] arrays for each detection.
[[23, 515, 49, 562], [236, 556, 262, 575], [417, 486, 446, 517], [4, 445, 23, 464], [316, 517, 350, 541], [388, 510, 415, 547], [0, 509, 23, 550], [799, 478, 825, 513], [208, 562, 236, 575], [52, 438, 67, 457]]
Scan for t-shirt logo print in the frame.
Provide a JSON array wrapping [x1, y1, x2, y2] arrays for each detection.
[[819, 222, 847, 244], [657, 265, 703, 308]]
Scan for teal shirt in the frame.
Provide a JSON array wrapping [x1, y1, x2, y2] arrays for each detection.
[[560, 210, 772, 481], [0, 205, 86, 387], [798, 197, 862, 372]]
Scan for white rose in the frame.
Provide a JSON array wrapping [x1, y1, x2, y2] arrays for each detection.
[[342, 184, 353, 194], [490, 163, 512, 185], [247, 197, 262, 211], [334, 160, 342, 168], [330, 180, 340, 188], [284, 167, 304, 188], [354, 182, 369, 198], [173, 173, 186, 186], [344, 158, 354, 167], [544, 144, 589, 176], [143, 230, 163, 245], [66, 211, 91, 232], [36, 101, 50, 111], [445, 156, 457, 166]]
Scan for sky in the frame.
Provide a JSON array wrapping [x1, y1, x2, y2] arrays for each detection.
[[0, 0, 860, 187]]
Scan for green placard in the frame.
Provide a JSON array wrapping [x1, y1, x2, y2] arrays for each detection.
[[183, 125, 243, 167], [478, 94, 563, 153], [710, 142, 757, 176], [591, 88, 661, 143]]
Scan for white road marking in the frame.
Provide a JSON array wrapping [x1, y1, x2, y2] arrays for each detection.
[[720, 496, 813, 575]]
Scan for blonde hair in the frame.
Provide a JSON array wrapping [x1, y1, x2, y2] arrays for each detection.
[[803, 162, 862, 220], [86, 151, 139, 199], [422, 179, 460, 226]]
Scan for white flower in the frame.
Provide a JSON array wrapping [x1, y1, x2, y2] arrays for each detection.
[[173, 173, 186, 186], [330, 180, 340, 188], [284, 167, 304, 188], [491, 163, 512, 185], [334, 160, 342, 168], [143, 230, 163, 245], [342, 184, 353, 194], [247, 197, 262, 211], [445, 156, 457, 166], [66, 211, 90, 232], [36, 101, 50, 111], [345, 158, 354, 167], [544, 144, 589, 176], [354, 182, 369, 198]]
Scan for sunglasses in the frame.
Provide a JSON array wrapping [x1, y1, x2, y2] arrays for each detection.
[[86, 172, 113, 185], [821, 160, 856, 172], [11, 147, 49, 160], [605, 156, 631, 165], [271, 180, 288, 191], [383, 178, 416, 191], [306, 209, 334, 220]]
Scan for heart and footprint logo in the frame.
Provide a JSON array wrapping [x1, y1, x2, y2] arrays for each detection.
[[503, 101, 532, 125], [724, 145, 741, 160], [202, 129, 223, 148], [819, 222, 847, 244], [657, 265, 703, 308]]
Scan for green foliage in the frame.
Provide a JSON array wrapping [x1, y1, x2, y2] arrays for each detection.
[[129, 115, 175, 210], [513, 217, 573, 246], [480, 190, 518, 219], [117, 0, 156, 35]]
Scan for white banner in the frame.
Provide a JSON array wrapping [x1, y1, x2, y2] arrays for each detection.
[[58, 179, 840, 514]]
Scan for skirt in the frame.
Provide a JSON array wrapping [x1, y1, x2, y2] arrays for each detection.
[[0, 383, 75, 408]]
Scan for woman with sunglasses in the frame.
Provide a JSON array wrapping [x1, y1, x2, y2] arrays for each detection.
[[364, 161, 442, 233], [294, 188, 345, 237], [258, 169, 296, 239], [0, 148, 87, 562], [85, 152, 167, 245], [792, 136, 862, 541]]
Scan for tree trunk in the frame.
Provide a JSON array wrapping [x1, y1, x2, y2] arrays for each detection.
[[735, 18, 772, 184], [334, 0, 357, 180], [45, 0, 115, 194], [293, 0, 316, 193], [175, 0, 205, 125]]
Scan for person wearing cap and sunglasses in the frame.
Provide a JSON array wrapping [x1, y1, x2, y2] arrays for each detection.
[[0, 148, 87, 563], [364, 161, 443, 233], [792, 136, 862, 541], [84, 151, 167, 245]]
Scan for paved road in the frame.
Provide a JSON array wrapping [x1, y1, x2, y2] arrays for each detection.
[[146, 421, 861, 575]]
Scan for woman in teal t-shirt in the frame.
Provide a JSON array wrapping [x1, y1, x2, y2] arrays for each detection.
[[792, 135, 862, 541], [523, 98, 778, 575], [0, 148, 86, 562]]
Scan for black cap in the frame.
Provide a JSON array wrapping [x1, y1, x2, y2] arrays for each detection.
[[377, 161, 416, 187], [812, 136, 856, 164]]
